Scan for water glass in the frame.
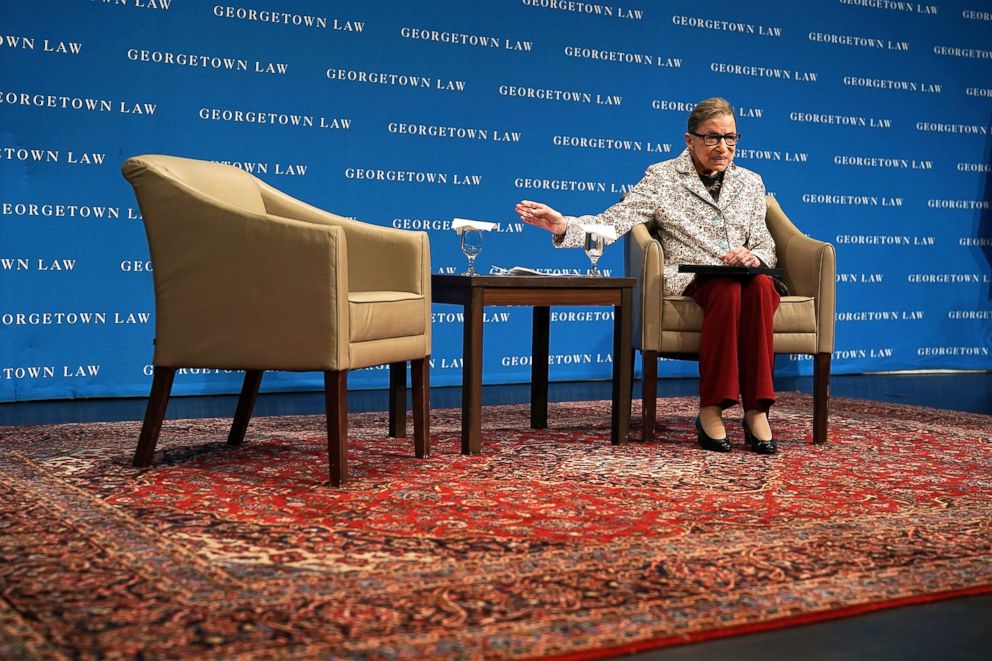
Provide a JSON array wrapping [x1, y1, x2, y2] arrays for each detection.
[[460, 229, 483, 275], [584, 232, 604, 276]]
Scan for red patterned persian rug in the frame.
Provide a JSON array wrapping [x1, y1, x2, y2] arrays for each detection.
[[1, 393, 990, 659]]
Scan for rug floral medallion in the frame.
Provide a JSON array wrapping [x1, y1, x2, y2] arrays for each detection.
[[1, 393, 990, 659]]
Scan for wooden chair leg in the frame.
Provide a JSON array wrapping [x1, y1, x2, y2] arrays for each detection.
[[629, 348, 637, 396], [642, 350, 658, 440], [411, 357, 430, 458], [133, 366, 175, 467], [228, 370, 263, 445], [324, 370, 348, 486], [813, 352, 830, 445], [630, 348, 638, 428], [388, 361, 407, 438]]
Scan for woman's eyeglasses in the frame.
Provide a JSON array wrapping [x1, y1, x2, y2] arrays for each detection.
[[689, 132, 741, 146]]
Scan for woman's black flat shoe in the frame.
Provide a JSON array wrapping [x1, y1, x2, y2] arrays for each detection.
[[695, 416, 731, 452], [742, 419, 777, 454]]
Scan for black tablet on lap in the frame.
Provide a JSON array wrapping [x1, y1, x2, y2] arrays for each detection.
[[678, 264, 783, 277]]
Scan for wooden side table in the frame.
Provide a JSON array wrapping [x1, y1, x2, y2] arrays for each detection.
[[431, 274, 634, 454]]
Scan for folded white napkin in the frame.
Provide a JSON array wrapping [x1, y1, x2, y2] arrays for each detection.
[[452, 218, 498, 232], [578, 223, 618, 241]]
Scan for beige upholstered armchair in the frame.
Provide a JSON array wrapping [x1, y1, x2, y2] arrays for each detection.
[[625, 196, 836, 444], [122, 154, 431, 485]]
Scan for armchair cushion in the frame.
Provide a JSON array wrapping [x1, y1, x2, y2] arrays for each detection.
[[349, 291, 427, 343], [659, 295, 817, 354]]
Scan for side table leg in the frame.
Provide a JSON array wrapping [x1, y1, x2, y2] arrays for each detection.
[[462, 288, 485, 455], [531, 305, 550, 429], [612, 289, 632, 445]]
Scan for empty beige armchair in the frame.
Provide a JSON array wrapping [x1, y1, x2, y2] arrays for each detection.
[[122, 154, 431, 485], [625, 196, 835, 444]]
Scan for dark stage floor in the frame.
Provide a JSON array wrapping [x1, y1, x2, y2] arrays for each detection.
[[1, 372, 990, 660]]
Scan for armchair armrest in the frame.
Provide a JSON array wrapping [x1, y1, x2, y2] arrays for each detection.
[[626, 223, 665, 349], [765, 197, 836, 353], [139, 187, 352, 371], [257, 180, 430, 296]]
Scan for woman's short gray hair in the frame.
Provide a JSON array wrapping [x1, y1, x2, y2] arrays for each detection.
[[687, 97, 735, 133]]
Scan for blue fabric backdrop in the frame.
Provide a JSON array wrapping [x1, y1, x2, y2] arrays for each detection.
[[2, 0, 990, 401]]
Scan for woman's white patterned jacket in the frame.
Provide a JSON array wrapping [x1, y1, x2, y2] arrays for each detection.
[[554, 149, 776, 297]]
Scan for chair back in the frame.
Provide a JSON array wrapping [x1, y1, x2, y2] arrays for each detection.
[[123, 154, 266, 215]]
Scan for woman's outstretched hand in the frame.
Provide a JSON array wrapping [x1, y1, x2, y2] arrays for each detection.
[[515, 200, 567, 235]]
